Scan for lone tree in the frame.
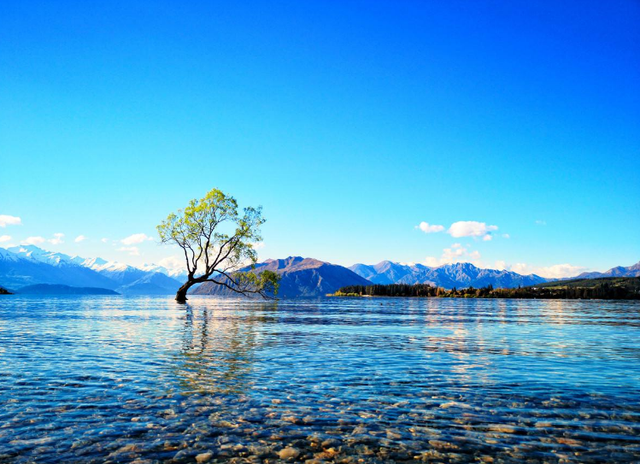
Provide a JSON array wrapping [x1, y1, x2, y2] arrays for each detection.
[[157, 188, 280, 303]]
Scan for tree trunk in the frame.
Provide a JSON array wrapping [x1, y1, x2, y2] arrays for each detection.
[[175, 280, 194, 304]]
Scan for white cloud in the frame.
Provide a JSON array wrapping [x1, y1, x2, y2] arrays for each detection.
[[502, 234, 510, 239], [49, 233, 64, 245], [509, 262, 587, 279], [494, 260, 507, 270], [75, 235, 87, 243], [22, 236, 46, 245], [251, 242, 265, 250], [0, 235, 11, 243], [121, 233, 153, 245], [158, 256, 185, 272], [448, 221, 498, 238], [417, 222, 445, 234], [0, 215, 21, 228], [441, 245, 466, 261], [425, 243, 482, 267], [424, 256, 440, 267], [101, 238, 109, 243], [482, 234, 493, 241], [117, 246, 140, 256]]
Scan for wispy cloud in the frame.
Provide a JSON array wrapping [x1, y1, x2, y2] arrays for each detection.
[[494, 260, 507, 270], [0, 215, 21, 228], [49, 233, 64, 245], [0, 235, 11, 243], [416, 222, 445, 234], [101, 238, 109, 243], [535, 220, 546, 226], [251, 242, 266, 250], [75, 235, 87, 243], [121, 233, 153, 245], [448, 221, 498, 239], [425, 243, 482, 267], [158, 256, 185, 273], [416, 220, 502, 242], [508, 262, 587, 279], [117, 246, 140, 256], [22, 236, 46, 245]]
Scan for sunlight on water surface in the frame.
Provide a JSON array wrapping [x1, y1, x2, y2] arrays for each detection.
[[0, 296, 639, 463]]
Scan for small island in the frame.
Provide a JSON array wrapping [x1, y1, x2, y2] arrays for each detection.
[[15, 284, 120, 295], [0, 286, 11, 295], [330, 276, 640, 300]]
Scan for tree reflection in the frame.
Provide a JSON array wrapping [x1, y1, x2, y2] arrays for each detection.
[[171, 300, 278, 395]]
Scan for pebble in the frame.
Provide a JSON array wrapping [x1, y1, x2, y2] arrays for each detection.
[[278, 447, 301, 459], [321, 439, 340, 449], [195, 452, 213, 463], [488, 424, 517, 434]]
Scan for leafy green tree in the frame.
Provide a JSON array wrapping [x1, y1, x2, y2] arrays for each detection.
[[157, 188, 280, 303]]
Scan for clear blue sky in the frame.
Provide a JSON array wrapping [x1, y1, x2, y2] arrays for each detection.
[[1, 0, 639, 277]]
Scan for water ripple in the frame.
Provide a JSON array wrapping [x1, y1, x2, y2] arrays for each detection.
[[0, 296, 639, 463]]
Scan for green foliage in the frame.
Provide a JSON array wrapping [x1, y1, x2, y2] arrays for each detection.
[[536, 276, 640, 290], [235, 269, 281, 296], [333, 277, 640, 300], [329, 291, 362, 297], [157, 188, 280, 300]]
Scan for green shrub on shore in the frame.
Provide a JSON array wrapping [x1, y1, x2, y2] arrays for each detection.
[[330, 277, 640, 300]]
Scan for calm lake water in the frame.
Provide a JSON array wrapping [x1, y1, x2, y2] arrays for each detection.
[[0, 296, 639, 463]]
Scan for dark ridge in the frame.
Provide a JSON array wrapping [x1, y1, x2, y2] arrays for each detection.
[[15, 284, 120, 295], [333, 277, 640, 300]]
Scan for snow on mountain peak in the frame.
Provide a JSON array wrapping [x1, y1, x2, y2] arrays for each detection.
[[7, 245, 74, 266]]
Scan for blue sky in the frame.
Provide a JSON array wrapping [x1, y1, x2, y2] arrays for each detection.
[[1, 0, 639, 278]]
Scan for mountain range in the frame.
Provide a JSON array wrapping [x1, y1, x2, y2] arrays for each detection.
[[349, 261, 546, 289], [0, 245, 183, 295], [573, 262, 640, 280], [1, 244, 638, 298], [193, 256, 372, 298]]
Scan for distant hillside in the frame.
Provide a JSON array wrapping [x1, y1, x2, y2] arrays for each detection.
[[116, 272, 182, 295], [15, 284, 120, 295], [1, 246, 117, 290], [349, 261, 546, 289], [334, 277, 640, 300], [573, 261, 640, 279], [1, 246, 183, 295], [536, 276, 640, 291], [193, 256, 372, 298]]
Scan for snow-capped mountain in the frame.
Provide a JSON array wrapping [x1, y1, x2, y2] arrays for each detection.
[[140, 263, 188, 280], [1, 247, 116, 290], [8, 245, 76, 266], [75, 257, 108, 268], [0, 246, 184, 294], [0, 247, 21, 263], [87, 262, 149, 286], [349, 261, 547, 289]]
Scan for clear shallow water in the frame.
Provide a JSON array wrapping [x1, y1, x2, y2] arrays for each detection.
[[0, 296, 639, 463]]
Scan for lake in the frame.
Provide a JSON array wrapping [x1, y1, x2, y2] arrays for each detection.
[[0, 296, 639, 463]]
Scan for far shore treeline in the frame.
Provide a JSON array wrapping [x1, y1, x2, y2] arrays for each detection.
[[331, 277, 640, 300]]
